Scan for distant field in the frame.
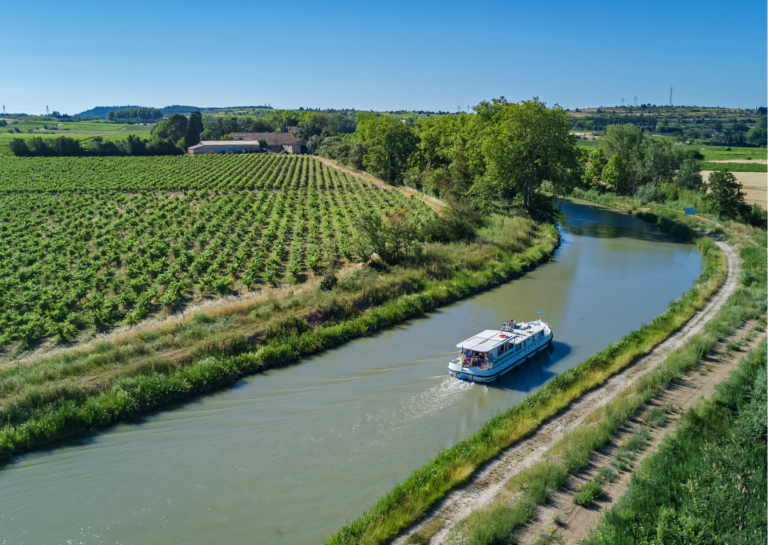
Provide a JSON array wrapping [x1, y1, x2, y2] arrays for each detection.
[[575, 139, 600, 150], [55, 122, 130, 131], [699, 161, 767, 172], [681, 144, 767, 161], [104, 125, 155, 141], [699, 170, 767, 207]]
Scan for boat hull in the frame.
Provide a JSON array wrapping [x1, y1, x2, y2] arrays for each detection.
[[449, 329, 553, 383]]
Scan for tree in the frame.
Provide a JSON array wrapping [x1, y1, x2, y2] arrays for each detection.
[[703, 170, 745, 219], [676, 159, 703, 190], [184, 111, 204, 148], [355, 113, 418, 183], [602, 154, 629, 194], [167, 114, 188, 143], [480, 97, 579, 209], [747, 115, 767, 146], [584, 148, 608, 189], [107, 110, 116, 121]]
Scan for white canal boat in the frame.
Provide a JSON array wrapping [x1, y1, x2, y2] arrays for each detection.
[[449, 319, 553, 383]]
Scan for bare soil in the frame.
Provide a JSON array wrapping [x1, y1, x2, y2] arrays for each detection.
[[395, 241, 740, 545], [700, 170, 767, 207], [513, 320, 764, 545]]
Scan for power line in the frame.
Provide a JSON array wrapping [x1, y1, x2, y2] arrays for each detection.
[[633, 96, 638, 107]]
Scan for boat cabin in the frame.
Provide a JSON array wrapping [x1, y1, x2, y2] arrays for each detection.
[[456, 321, 548, 370]]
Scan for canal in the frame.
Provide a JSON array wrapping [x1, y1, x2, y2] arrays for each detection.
[[0, 199, 704, 544]]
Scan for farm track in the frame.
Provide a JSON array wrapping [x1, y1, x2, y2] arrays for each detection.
[[512, 319, 763, 545], [395, 240, 740, 545]]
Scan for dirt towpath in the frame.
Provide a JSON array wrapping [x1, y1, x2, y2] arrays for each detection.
[[395, 240, 741, 545], [513, 319, 763, 545]]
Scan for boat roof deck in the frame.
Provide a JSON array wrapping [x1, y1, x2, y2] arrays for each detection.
[[457, 321, 546, 352]]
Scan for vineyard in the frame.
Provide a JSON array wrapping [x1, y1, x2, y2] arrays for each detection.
[[0, 155, 435, 349]]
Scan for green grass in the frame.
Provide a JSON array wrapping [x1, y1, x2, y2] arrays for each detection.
[[699, 161, 767, 172], [574, 481, 604, 506], [687, 145, 767, 161], [575, 139, 600, 150], [583, 340, 767, 545]]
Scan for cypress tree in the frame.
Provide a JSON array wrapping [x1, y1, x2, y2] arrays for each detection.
[[185, 111, 204, 148]]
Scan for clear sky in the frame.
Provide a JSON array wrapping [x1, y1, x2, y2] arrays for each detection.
[[3, 0, 766, 115]]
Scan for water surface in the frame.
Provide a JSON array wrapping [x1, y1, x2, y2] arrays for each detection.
[[0, 199, 703, 544]]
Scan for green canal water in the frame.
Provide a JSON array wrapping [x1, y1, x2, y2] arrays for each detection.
[[0, 199, 704, 544]]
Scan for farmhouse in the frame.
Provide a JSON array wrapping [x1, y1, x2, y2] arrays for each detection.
[[187, 141, 263, 155], [231, 132, 307, 154]]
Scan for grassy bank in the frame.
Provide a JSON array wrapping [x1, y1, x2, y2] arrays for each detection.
[[324, 211, 728, 544], [444, 195, 766, 545], [584, 339, 766, 545], [0, 216, 559, 458]]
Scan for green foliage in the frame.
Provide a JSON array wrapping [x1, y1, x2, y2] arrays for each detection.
[[355, 113, 419, 183], [584, 341, 767, 545], [699, 161, 767, 172], [478, 97, 580, 209], [703, 169, 746, 219], [574, 481, 604, 506], [583, 148, 608, 189], [0, 155, 434, 349], [107, 107, 162, 123], [602, 153, 629, 193], [184, 111, 204, 149], [676, 158, 704, 189]]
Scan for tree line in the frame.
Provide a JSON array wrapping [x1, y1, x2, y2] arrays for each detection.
[[107, 107, 163, 123], [314, 97, 581, 220], [581, 124, 765, 225], [10, 112, 204, 157], [572, 109, 767, 147], [197, 111, 356, 141]]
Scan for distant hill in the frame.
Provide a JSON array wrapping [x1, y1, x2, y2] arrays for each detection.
[[76, 104, 206, 118], [75, 105, 143, 118]]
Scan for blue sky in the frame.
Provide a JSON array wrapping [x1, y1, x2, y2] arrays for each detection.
[[3, 0, 766, 115]]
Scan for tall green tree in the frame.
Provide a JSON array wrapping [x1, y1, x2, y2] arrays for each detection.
[[602, 154, 629, 193], [167, 114, 188, 143], [480, 97, 580, 209], [184, 111, 204, 148], [355, 113, 418, 183], [584, 148, 608, 189], [703, 170, 745, 219]]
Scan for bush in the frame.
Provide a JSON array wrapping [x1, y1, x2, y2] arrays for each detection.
[[574, 481, 604, 506], [636, 184, 658, 205], [320, 273, 338, 291]]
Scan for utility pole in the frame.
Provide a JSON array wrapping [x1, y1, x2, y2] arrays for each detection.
[[621, 98, 625, 107], [46, 105, 49, 115], [633, 96, 638, 107], [669, 87, 673, 107]]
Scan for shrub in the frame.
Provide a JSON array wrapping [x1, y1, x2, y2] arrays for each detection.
[[574, 481, 604, 506]]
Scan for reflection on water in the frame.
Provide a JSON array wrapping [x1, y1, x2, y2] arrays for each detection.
[[0, 199, 703, 545]]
